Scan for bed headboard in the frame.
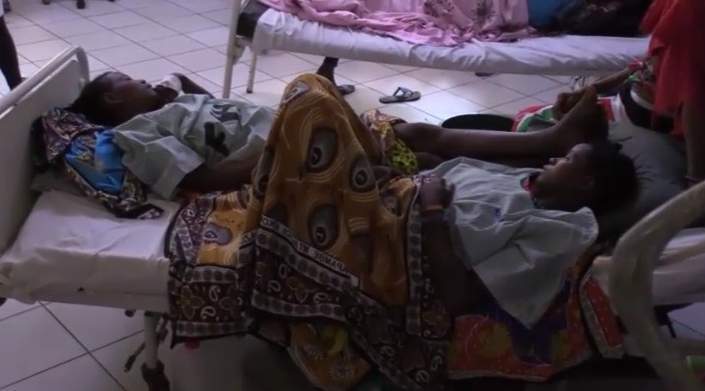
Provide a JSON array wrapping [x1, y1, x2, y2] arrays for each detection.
[[0, 47, 89, 253]]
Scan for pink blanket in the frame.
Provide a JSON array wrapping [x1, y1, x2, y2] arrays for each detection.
[[257, 0, 534, 46]]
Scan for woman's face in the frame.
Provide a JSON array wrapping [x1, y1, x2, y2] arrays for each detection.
[[532, 143, 596, 211], [100, 72, 162, 122]]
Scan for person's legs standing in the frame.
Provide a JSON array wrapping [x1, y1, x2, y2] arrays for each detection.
[[0, 15, 22, 89]]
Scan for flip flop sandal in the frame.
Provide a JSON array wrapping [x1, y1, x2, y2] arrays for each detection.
[[379, 87, 421, 104], [337, 84, 356, 96]]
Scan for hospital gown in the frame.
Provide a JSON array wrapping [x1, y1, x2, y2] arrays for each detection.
[[114, 94, 275, 199], [428, 158, 598, 328]]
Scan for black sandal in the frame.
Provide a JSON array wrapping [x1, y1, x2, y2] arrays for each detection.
[[379, 86, 421, 104], [337, 84, 356, 96]]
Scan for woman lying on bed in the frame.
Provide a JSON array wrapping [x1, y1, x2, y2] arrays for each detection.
[[69, 68, 612, 198], [166, 73, 639, 390]]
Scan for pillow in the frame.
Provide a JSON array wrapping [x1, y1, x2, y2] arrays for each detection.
[[599, 121, 686, 239]]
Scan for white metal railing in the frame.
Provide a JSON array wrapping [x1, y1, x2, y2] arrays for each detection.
[[611, 180, 705, 391], [0, 46, 89, 115]]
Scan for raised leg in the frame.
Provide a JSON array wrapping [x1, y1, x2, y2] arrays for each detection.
[[394, 87, 607, 161]]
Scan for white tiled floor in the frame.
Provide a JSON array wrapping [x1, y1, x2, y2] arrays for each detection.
[[1, 0, 705, 390]]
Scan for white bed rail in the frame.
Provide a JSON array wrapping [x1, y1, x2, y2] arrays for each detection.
[[611, 180, 705, 391], [0, 46, 89, 114]]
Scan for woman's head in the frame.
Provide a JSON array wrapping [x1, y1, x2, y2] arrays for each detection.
[[532, 141, 638, 215], [68, 72, 162, 126]]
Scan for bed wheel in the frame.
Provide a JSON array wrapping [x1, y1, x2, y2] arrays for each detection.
[[0, 298, 6, 307], [76, 0, 85, 9], [142, 361, 170, 391]]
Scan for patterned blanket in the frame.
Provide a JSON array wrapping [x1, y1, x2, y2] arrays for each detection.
[[167, 74, 624, 390]]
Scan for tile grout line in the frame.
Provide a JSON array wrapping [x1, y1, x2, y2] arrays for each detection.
[[41, 303, 129, 391], [0, 304, 43, 323], [0, 353, 93, 390]]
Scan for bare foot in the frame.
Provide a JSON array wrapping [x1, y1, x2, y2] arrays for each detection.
[[550, 87, 608, 154]]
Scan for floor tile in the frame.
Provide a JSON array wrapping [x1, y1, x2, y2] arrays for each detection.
[[488, 74, 561, 96], [20, 63, 41, 78], [533, 85, 573, 104], [364, 73, 440, 97], [343, 85, 385, 114], [491, 97, 546, 116], [5, 14, 35, 28], [670, 303, 705, 335], [233, 79, 288, 107], [4, 355, 122, 391], [118, 58, 187, 82], [9, 25, 56, 46], [17, 39, 70, 62], [255, 52, 316, 78], [197, 64, 271, 88], [384, 64, 418, 73], [0, 308, 84, 388], [91, 43, 159, 67], [201, 9, 231, 25], [89, 10, 151, 29], [448, 79, 525, 108], [408, 90, 485, 121], [134, 2, 192, 21], [66, 29, 131, 50], [18, 55, 31, 65], [18, 5, 81, 24], [184, 73, 223, 96], [0, 299, 39, 321], [41, 17, 105, 38], [46, 303, 143, 351], [672, 321, 705, 340], [95, 333, 251, 391], [141, 35, 205, 57], [376, 103, 442, 124], [157, 14, 221, 34], [171, 0, 229, 13], [113, 0, 154, 9], [545, 75, 575, 84], [86, 54, 110, 72], [114, 22, 178, 42], [291, 52, 326, 66], [335, 60, 398, 84], [187, 26, 230, 47], [60, 0, 125, 17], [167, 48, 226, 72], [405, 68, 478, 89]]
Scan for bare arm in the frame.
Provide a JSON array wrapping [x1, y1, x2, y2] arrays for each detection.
[[174, 73, 215, 98], [179, 158, 256, 193]]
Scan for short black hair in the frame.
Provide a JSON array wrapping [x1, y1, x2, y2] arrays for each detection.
[[586, 141, 639, 214], [67, 71, 114, 125]]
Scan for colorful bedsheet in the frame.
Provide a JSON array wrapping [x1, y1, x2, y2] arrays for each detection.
[[167, 74, 624, 390], [257, 0, 534, 46]]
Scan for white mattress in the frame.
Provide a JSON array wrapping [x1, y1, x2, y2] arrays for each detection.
[[251, 9, 650, 76], [0, 191, 180, 312]]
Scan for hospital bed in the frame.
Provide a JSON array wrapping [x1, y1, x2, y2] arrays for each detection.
[[0, 47, 704, 391], [221, 0, 650, 98]]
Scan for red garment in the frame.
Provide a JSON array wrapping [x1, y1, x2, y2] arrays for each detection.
[[641, 0, 705, 135]]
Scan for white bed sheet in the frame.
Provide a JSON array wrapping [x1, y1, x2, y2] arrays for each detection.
[[0, 190, 179, 311], [251, 9, 650, 75]]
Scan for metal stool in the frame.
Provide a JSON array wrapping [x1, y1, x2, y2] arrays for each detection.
[[41, 0, 115, 10]]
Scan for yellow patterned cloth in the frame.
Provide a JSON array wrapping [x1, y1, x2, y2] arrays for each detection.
[[360, 109, 419, 175], [168, 74, 451, 391]]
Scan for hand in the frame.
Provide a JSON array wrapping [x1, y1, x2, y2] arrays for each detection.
[[419, 175, 454, 216], [554, 88, 589, 121]]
